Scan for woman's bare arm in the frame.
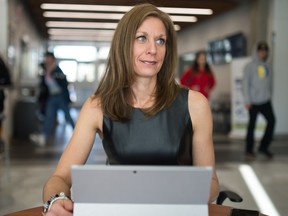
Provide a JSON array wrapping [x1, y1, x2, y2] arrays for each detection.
[[43, 96, 103, 202], [188, 90, 219, 202]]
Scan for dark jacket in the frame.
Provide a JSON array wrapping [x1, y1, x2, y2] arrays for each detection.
[[38, 65, 71, 105]]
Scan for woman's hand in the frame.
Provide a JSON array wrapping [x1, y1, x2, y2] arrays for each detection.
[[46, 199, 73, 216]]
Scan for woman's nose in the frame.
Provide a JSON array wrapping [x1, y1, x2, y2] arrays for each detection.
[[146, 41, 157, 54]]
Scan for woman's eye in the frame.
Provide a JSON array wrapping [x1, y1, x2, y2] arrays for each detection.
[[156, 38, 166, 45], [136, 35, 146, 42]]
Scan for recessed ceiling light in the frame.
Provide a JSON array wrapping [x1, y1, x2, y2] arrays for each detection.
[[46, 21, 118, 29], [41, 4, 131, 12], [159, 7, 212, 15], [44, 11, 197, 23], [43, 12, 124, 20], [46, 21, 181, 31], [50, 35, 113, 42], [48, 29, 115, 36], [170, 15, 197, 22], [41, 3, 213, 15]]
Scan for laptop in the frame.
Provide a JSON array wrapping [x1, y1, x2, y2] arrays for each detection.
[[71, 165, 212, 216]]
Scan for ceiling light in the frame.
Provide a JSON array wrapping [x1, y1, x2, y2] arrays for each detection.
[[48, 29, 115, 36], [43, 11, 124, 20], [174, 25, 181, 31], [170, 15, 197, 22], [46, 21, 180, 31], [50, 35, 113, 42], [160, 7, 212, 15], [41, 3, 213, 15], [41, 4, 131, 12], [44, 11, 196, 23], [46, 21, 118, 29]]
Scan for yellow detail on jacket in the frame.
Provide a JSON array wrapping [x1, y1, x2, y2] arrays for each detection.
[[257, 65, 265, 79]]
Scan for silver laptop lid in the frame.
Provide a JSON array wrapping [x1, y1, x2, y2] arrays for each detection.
[[71, 165, 212, 205]]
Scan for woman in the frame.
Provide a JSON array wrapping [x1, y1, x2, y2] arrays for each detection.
[[43, 3, 219, 215], [180, 51, 216, 99]]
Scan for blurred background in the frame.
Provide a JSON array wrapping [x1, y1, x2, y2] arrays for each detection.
[[0, 0, 287, 215]]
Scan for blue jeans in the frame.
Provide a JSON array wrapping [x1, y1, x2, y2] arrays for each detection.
[[41, 94, 75, 136]]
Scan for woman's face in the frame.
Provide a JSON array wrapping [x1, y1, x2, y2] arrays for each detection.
[[132, 16, 167, 78], [197, 53, 206, 66]]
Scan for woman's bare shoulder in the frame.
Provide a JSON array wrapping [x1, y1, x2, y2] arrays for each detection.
[[77, 96, 103, 130], [187, 90, 213, 135], [187, 90, 211, 123], [82, 95, 102, 111], [188, 90, 209, 109]]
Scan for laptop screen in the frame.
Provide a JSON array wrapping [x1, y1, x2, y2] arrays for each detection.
[[71, 165, 212, 216]]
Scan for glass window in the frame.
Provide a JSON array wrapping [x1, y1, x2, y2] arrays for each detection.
[[97, 63, 106, 82], [77, 63, 96, 82], [98, 47, 110, 60], [54, 45, 97, 62], [59, 60, 77, 82]]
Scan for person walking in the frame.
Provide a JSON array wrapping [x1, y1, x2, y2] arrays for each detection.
[[30, 52, 75, 146], [242, 41, 276, 160]]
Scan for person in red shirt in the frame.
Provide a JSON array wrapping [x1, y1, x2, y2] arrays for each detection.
[[180, 50, 216, 99]]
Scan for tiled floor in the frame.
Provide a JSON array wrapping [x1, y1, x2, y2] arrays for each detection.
[[0, 110, 287, 216]]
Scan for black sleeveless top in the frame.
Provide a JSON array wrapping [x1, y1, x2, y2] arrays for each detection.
[[102, 88, 193, 165]]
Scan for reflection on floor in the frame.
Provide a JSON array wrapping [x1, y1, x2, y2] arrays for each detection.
[[0, 110, 288, 216]]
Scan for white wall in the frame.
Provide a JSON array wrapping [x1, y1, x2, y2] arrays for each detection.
[[177, 2, 252, 101], [0, 0, 8, 57], [1, 0, 45, 143], [271, 0, 288, 134], [8, 0, 45, 87]]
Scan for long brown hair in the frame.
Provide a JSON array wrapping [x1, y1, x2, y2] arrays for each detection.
[[94, 3, 180, 121]]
